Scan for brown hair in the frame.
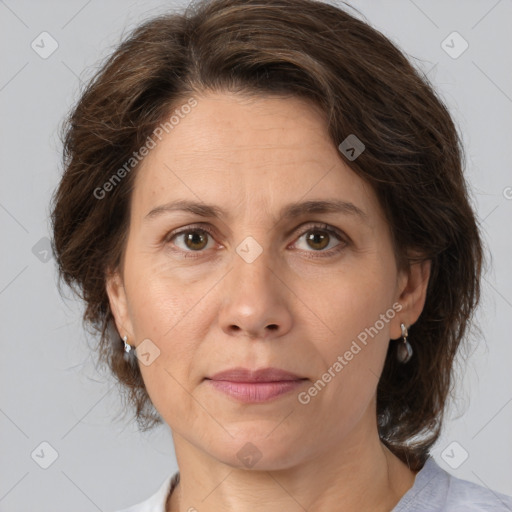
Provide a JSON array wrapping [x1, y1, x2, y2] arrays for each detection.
[[50, 0, 483, 471]]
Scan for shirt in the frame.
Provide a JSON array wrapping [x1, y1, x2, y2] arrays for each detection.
[[112, 456, 512, 511]]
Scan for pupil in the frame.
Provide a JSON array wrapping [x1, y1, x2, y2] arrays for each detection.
[[308, 231, 328, 250], [186, 231, 207, 250]]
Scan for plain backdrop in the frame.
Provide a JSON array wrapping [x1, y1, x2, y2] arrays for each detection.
[[1, 1, 511, 511]]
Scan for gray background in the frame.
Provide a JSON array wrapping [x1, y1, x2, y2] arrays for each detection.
[[1, 0, 511, 511]]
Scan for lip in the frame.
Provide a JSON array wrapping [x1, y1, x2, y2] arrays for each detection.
[[205, 367, 308, 403], [207, 367, 304, 382]]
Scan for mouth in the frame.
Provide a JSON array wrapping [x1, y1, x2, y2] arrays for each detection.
[[206, 366, 306, 382], [205, 367, 308, 403]]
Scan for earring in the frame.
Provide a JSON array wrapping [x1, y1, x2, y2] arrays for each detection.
[[123, 335, 135, 362], [397, 323, 413, 363]]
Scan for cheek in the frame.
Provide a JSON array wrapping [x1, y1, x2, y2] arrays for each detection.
[[123, 253, 214, 426], [307, 262, 396, 406], [129, 288, 204, 433], [318, 260, 397, 342], [125, 252, 200, 338], [127, 276, 204, 379]]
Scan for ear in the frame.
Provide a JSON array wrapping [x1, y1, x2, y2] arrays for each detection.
[[391, 257, 431, 340], [105, 268, 134, 341]]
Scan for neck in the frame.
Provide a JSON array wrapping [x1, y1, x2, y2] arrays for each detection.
[[166, 412, 417, 512]]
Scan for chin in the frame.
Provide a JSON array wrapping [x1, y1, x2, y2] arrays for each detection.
[[207, 430, 307, 471]]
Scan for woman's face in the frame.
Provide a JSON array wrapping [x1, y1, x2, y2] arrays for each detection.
[[107, 92, 427, 470]]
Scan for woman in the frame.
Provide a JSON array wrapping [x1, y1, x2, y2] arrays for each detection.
[[50, 0, 512, 510]]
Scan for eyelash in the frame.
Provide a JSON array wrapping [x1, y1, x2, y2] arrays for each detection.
[[163, 222, 349, 259]]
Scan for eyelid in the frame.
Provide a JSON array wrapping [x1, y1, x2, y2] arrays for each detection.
[[163, 223, 218, 246], [289, 222, 349, 255], [290, 221, 348, 242]]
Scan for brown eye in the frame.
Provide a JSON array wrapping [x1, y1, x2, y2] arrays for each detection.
[[169, 228, 214, 251], [183, 231, 209, 250], [293, 224, 347, 256], [305, 230, 330, 250]]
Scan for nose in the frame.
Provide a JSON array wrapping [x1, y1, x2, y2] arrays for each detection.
[[218, 245, 293, 340]]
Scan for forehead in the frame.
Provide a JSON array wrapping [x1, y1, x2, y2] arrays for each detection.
[[130, 92, 380, 225]]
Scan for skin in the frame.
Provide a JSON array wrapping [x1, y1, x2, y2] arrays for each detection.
[[106, 92, 431, 512]]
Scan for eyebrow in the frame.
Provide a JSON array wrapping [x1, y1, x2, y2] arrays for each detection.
[[144, 198, 368, 224]]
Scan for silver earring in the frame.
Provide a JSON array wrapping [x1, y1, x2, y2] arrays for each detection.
[[397, 323, 413, 363], [123, 335, 135, 362]]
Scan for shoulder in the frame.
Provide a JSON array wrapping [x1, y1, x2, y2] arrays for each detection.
[[108, 471, 179, 512], [443, 471, 512, 511], [393, 457, 512, 512]]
